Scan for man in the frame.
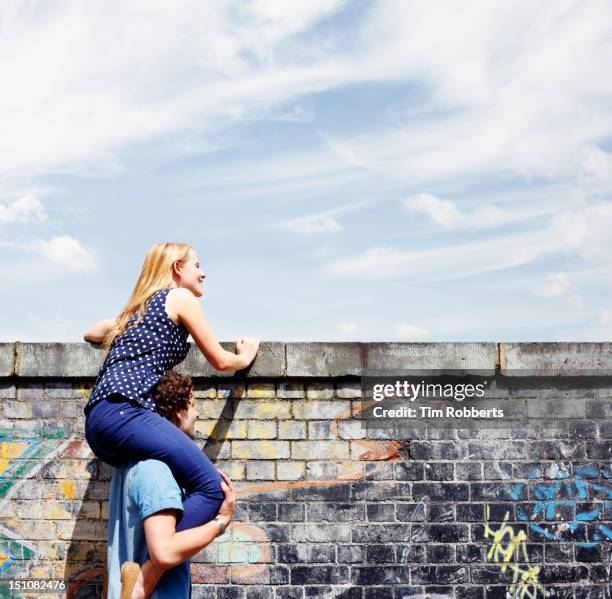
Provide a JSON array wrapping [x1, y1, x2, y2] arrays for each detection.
[[106, 372, 235, 599]]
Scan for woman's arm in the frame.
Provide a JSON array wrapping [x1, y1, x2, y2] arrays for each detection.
[[83, 318, 116, 343], [172, 288, 258, 372]]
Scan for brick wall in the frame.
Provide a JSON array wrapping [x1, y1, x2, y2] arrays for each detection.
[[0, 342, 611, 599]]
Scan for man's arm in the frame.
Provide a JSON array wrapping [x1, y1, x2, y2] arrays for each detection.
[[142, 510, 226, 570]]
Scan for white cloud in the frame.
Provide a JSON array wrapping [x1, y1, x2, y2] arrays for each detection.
[[326, 198, 612, 282], [277, 212, 342, 235], [0, 193, 47, 225], [550, 199, 612, 261], [402, 194, 465, 228], [394, 323, 431, 340], [324, 228, 560, 282], [338, 321, 357, 334], [1, 310, 78, 342], [533, 272, 572, 297], [2, 0, 609, 188], [402, 193, 559, 230], [32, 235, 98, 272], [581, 146, 612, 183]]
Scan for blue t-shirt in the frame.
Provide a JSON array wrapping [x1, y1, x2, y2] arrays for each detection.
[[107, 459, 190, 599]]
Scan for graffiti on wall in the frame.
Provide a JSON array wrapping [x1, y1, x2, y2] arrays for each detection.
[[509, 465, 612, 548], [484, 504, 549, 599]]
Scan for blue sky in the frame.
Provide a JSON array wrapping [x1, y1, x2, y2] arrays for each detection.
[[1, 0, 612, 342]]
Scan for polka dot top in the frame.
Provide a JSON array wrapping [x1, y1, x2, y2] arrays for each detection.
[[84, 288, 189, 415]]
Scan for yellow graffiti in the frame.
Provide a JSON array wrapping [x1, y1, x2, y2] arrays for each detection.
[[484, 505, 550, 599], [0, 440, 31, 477], [78, 384, 92, 402], [0, 550, 8, 570], [60, 480, 76, 499]]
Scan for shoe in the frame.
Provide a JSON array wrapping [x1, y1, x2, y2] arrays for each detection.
[[120, 562, 141, 599]]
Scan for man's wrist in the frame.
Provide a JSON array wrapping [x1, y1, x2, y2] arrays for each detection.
[[212, 515, 228, 535]]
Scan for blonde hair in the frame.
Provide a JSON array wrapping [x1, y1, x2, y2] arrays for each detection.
[[102, 242, 192, 356]]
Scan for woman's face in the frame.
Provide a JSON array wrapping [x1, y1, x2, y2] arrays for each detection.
[[175, 248, 206, 297]]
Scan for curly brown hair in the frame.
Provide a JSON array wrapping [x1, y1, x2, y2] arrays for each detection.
[[153, 370, 193, 423]]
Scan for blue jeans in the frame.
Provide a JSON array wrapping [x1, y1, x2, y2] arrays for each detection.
[[85, 395, 224, 531]]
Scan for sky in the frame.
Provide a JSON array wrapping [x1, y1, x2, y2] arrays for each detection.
[[1, 0, 612, 342]]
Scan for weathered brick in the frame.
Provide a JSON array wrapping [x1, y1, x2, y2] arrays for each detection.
[[3, 401, 34, 418], [193, 384, 216, 399], [365, 462, 394, 480], [395, 503, 426, 522], [351, 566, 411, 585], [307, 503, 365, 522], [306, 544, 335, 563], [278, 421, 306, 439], [16, 383, 45, 400], [40, 459, 97, 480], [277, 383, 304, 398], [367, 545, 395, 562], [410, 440, 468, 460], [307, 421, 336, 439], [290, 565, 349, 585], [424, 462, 454, 481], [274, 588, 303, 599], [366, 503, 395, 522], [0, 383, 16, 399], [246, 383, 275, 398], [236, 400, 292, 420], [292, 400, 350, 420], [337, 420, 366, 440], [217, 382, 246, 398], [412, 482, 468, 502], [277, 461, 305, 481], [394, 462, 424, 481], [278, 503, 304, 522], [217, 460, 245, 481], [246, 461, 275, 480], [338, 544, 365, 563], [306, 383, 334, 399], [336, 383, 361, 399], [232, 441, 290, 460], [248, 503, 277, 521], [291, 523, 351, 542], [456, 462, 482, 481], [306, 461, 338, 480], [482, 461, 513, 480], [248, 421, 277, 439], [291, 441, 349, 460], [57, 401, 78, 418]]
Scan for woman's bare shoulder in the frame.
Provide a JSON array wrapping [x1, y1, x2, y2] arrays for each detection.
[[165, 288, 198, 325], [167, 287, 197, 304]]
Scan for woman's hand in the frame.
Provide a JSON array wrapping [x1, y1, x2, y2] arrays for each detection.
[[217, 469, 236, 523], [235, 337, 260, 368]]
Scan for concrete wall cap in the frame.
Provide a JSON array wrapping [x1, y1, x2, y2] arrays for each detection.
[[2, 341, 610, 378]]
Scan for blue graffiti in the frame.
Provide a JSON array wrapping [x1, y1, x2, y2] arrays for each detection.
[[511, 467, 612, 548]]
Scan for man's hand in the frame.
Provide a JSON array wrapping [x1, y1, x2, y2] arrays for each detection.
[[217, 469, 236, 525]]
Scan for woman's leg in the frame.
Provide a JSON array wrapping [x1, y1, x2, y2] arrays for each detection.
[[85, 396, 224, 530]]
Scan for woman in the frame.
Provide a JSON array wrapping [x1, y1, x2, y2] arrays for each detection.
[[84, 241, 259, 532]]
